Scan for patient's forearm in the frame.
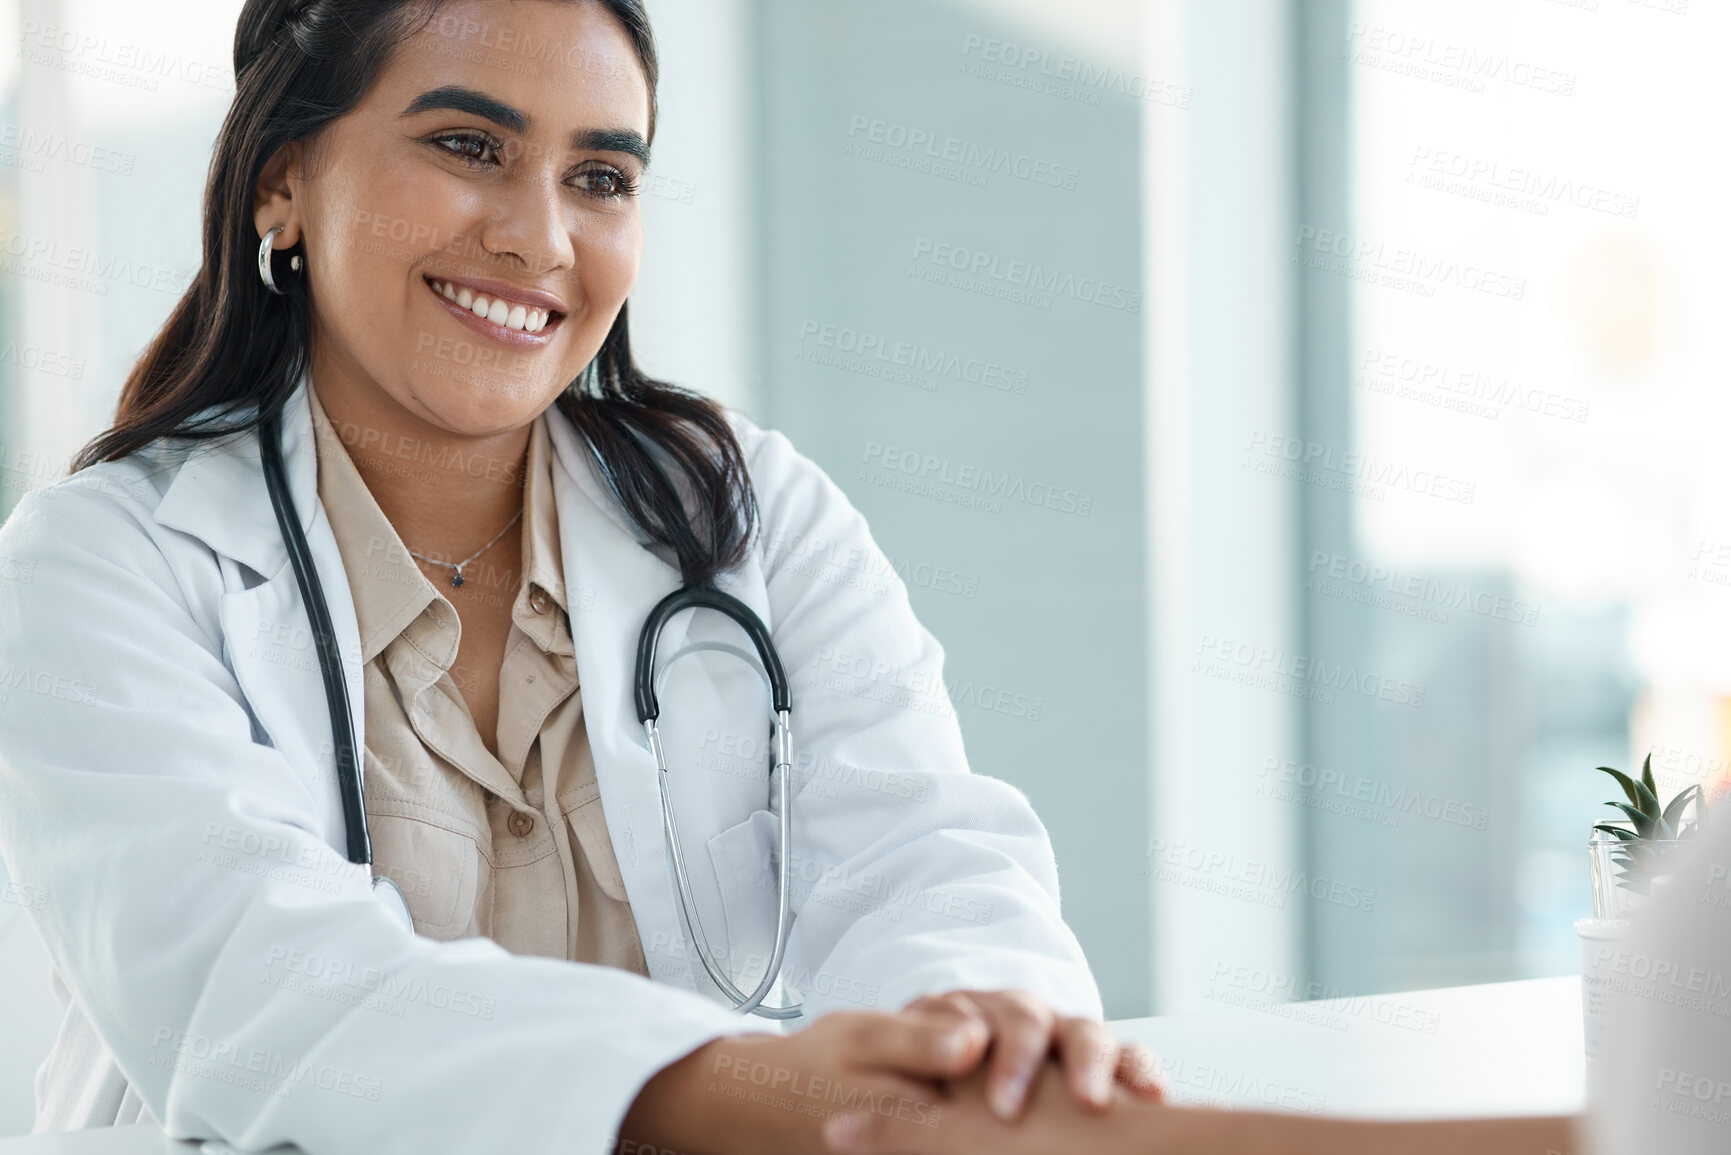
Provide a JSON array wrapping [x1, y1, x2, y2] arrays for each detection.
[[831, 1058, 1583, 1155], [1180, 1109, 1579, 1155]]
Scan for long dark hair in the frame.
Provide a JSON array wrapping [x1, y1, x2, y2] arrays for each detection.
[[72, 0, 756, 588]]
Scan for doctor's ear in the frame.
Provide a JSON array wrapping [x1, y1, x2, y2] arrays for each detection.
[[252, 141, 306, 248]]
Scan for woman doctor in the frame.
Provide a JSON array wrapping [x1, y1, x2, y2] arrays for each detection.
[[0, 1, 1163, 1152]]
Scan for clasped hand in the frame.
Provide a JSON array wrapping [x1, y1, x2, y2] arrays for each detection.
[[624, 988, 1164, 1155], [895, 989, 1163, 1119]]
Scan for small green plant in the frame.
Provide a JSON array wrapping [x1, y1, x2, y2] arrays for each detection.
[[1593, 754, 1709, 896]]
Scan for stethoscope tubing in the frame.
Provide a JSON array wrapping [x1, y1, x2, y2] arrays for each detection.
[[635, 586, 791, 720], [259, 408, 371, 868], [637, 585, 802, 1019]]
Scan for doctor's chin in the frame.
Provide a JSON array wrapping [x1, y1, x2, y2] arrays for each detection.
[[0, 2, 1722, 1155]]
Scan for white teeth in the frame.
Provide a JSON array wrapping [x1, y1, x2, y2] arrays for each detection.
[[433, 279, 554, 334]]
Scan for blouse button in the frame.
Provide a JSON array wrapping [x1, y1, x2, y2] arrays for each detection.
[[509, 812, 534, 838], [530, 588, 551, 615]]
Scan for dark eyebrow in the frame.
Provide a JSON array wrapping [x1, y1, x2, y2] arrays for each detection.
[[402, 86, 650, 166], [574, 128, 651, 167], [401, 85, 527, 134]]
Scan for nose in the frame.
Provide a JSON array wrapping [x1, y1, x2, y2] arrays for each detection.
[[477, 159, 576, 276]]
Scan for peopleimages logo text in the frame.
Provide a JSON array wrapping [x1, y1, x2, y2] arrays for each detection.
[[1246, 431, 1477, 505], [1258, 756, 1490, 830], [0, 125, 135, 175], [1358, 347, 1590, 424], [1407, 146, 1640, 220], [1194, 634, 1426, 708], [798, 320, 1029, 395], [960, 35, 1192, 108], [19, 21, 235, 90], [1308, 551, 1539, 627], [847, 115, 1080, 190], [910, 238, 1142, 313], [1145, 838, 1377, 912], [862, 441, 1093, 517], [1294, 226, 1526, 302], [1345, 23, 1577, 96]]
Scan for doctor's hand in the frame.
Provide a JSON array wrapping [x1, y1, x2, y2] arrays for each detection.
[[898, 989, 1164, 1121], [618, 1006, 993, 1155]]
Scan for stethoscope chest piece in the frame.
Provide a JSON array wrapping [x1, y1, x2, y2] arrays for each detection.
[[372, 874, 413, 932]]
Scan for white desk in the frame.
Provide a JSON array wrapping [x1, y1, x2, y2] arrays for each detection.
[[1114, 975, 1584, 1120], [0, 976, 1585, 1153]]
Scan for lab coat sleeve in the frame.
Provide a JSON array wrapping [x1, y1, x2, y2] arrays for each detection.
[[0, 474, 768, 1154], [738, 420, 1104, 1022]]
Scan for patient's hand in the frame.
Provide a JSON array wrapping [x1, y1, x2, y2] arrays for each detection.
[[824, 1058, 1196, 1155]]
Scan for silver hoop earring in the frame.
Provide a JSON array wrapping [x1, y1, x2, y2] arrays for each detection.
[[259, 224, 294, 294]]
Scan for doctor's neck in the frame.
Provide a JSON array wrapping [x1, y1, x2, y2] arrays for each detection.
[[309, 374, 531, 566]]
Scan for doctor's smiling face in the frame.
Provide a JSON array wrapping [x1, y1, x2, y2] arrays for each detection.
[[252, 0, 650, 439]]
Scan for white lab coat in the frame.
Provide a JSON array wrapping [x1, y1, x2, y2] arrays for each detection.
[[0, 377, 1100, 1153]]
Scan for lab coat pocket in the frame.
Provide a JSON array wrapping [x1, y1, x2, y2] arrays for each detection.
[[705, 808, 782, 987], [365, 810, 480, 941]]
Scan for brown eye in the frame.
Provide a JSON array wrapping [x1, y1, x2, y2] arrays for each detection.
[[433, 133, 497, 166], [572, 166, 637, 199]]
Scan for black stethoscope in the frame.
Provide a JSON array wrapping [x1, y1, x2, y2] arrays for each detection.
[[258, 406, 801, 1018]]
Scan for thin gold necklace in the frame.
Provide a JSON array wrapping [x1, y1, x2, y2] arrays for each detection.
[[405, 507, 523, 588]]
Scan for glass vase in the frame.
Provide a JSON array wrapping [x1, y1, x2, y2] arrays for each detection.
[[1588, 828, 1685, 920]]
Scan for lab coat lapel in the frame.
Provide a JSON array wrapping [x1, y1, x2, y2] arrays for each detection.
[[152, 380, 366, 852], [219, 567, 355, 843], [545, 408, 783, 997], [544, 410, 698, 988]]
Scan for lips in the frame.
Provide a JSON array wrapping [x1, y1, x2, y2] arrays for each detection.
[[425, 276, 564, 335]]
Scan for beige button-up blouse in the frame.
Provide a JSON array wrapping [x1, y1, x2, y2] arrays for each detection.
[[306, 384, 647, 975]]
